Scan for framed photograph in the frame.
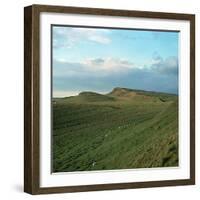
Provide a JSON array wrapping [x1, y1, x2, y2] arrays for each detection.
[[24, 4, 195, 194]]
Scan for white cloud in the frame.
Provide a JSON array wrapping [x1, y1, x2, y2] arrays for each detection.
[[74, 28, 111, 44], [83, 58, 134, 72], [53, 27, 111, 48], [151, 55, 178, 75]]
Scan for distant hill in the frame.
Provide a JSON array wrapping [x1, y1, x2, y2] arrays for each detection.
[[54, 87, 177, 104], [58, 91, 115, 103], [108, 87, 177, 102]]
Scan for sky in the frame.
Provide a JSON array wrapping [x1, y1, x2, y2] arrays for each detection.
[[52, 26, 179, 97]]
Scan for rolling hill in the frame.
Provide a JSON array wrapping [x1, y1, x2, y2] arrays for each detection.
[[53, 87, 178, 172]]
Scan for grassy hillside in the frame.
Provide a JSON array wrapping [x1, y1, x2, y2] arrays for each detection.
[[53, 88, 178, 172]]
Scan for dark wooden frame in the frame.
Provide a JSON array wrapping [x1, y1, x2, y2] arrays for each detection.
[[24, 4, 195, 195]]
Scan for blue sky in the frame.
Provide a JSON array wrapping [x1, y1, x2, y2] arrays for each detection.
[[52, 26, 179, 97]]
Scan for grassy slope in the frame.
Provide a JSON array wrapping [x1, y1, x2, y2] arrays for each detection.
[[53, 88, 178, 172]]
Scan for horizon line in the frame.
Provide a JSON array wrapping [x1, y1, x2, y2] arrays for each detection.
[[53, 87, 178, 98]]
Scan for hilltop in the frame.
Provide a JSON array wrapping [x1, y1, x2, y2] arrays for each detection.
[[55, 87, 177, 104], [109, 87, 137, 98]]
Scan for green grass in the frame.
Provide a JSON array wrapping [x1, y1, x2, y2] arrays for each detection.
[[53, 88, 178, 172]]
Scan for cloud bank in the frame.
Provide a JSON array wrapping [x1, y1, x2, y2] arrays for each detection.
[[53, 54, 178, 96]]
